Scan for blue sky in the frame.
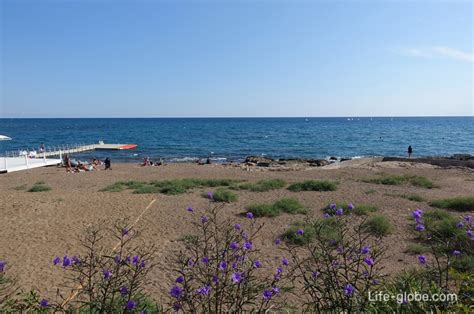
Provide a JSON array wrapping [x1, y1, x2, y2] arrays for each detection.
[[0, 0, 472, 118]]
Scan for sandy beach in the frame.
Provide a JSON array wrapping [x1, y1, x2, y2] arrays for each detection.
[[1, 160, 473, 303]]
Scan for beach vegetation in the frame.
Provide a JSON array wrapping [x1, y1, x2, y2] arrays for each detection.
[[362, 216, 392, 237], [404, 194, 425, 202], [430, 196, 474, 212], [364, 189, 376, 195], [206, 189, 238, 203], [27, 182, 52, 192], [404, 243, 430, 255], [323, 202, 377, 216], [287, 180, 337, 192], [282, 218, 341, 245], [101, 178, 241, 195], [363, 174, 436, 189], [237, 179, 287, 192], [246, 198, 306, 217]]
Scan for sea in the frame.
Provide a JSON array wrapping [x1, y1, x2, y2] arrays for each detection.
[[0, 117, 473, 163]]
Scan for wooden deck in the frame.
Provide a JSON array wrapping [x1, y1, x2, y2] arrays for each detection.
[[39, 143, 137, 157]]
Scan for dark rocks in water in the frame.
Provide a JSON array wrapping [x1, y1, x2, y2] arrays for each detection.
[[451, 154, 474, 161], [307, 159, 330, 167], [340, 158, 352, 162], [329, 156, 338, 161], [245, 156, 274, 164]]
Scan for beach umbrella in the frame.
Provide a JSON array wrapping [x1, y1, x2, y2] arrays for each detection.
[[0, 135, 12, 141]]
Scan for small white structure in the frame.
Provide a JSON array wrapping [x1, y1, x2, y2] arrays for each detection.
[[0, 135, 12, 141]]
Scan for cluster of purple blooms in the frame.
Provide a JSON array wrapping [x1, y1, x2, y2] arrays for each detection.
[[324, 202, 355, 218], [53, 255, 81, 268], [0, 260, 6, 273]]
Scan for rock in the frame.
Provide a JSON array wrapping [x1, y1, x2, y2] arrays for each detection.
[[245, 156, 274, 163], [452, 154, 474, 161], [340, 158, 351, 162], [329, 156, 338, 161]]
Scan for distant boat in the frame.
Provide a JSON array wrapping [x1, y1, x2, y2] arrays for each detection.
[[0, 135, 12, 141]]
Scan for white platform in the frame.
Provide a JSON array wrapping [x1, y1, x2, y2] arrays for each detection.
[[0, 157, 62, 173]]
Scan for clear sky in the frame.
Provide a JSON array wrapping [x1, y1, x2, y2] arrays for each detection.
[[0, 0, 472, 118]]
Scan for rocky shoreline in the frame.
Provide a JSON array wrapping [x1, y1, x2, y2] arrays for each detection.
[[227, 154, 474, 171]]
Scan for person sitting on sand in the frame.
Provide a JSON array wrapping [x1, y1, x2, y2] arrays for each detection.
[[407, 145, 413, 158], [63, 154, 73, 172], [104, 157, 111, 170]]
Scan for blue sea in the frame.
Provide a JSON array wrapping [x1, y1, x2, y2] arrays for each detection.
[[0, 117, 473, 162]]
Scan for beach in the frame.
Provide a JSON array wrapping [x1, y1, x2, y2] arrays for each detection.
[[1, 160, 473, 302]]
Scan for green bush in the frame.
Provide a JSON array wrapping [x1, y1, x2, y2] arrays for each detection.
[[208, 189, 238, 203], [27, 182, 52, 192], [451, 255, 474, 273], [363, 175, 435, 188], [363, 215, 392, 237], [404, 194, 425, 202], [404, 243, 430, 255], [430, 197, 474, 212], [323, 202, 378, 216], [248, 197, 307, 217], [288, 180, 337, 192], [282, 218, 340, 245], [238, 179, 287, 192]]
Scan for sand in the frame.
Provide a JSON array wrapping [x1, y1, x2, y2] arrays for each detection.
[[0, 161, 473, 302]]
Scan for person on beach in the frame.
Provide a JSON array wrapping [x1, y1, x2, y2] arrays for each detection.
[[63, 154, 73, 172], [407, 145, 413, 158], [104, 157, 111, 170]]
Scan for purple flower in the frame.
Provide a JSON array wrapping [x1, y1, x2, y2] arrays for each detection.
[[364, 257, 375, 267], [412, 209, 423, 219], [63, 255, 71, 268], [72, 256, 81, 265], [207, 192, 213, 200], [40, 299, 49, 308], [276, 266, 283, 274], [230, 242, 239, 250], [140, 260, 145, 268], [244, 241, 253, 250], [348, 203, 355, 210], [170, 286, 183, 298], [126, 300, 136, 310], [297, 228, 304, 235], [312, 271, 320, 278], [103, 270, 112, 279], [122, 228, 129, 236], [132, 255, 140, 265], [457, 221, 464, 228], [242, 232, 249, 240], [232, 262, 238, 269], [232, 272, 243, 283], [213, 275, 219, 283], [467, 230, 473, 237], [234, 223, 241, 230], [218, 261, 227, 270], [418, 255, 427, 265], [453, 250, 461, 256], [344, 284, 355, 296], [323, 213, 331, 218], [336, 246, 344, 254], [253, 260, 262, 268], [53, 256, 61, 266], [176, 276, 184, 284], [0, 261, 5, 273], [335, 208, 344, 216], [464, 215, 472, 222], [329, 203, 337, 210], [120, 286, 129, 295], [263, 289, 273, 300], [114, 255, 121, 264], [282, 257, 289, 266], [201, 256, 209, 264], [274, 238, 281, 245], [187, 206, 193, 212], [172, 303, 181, 311], [201, 216, 209, 223], [196, 285, 210, 295], [361, 246, 370, 254], [415, 224, 425, 231], [246, 212, 254, 219], [272, 287, 280, 294]]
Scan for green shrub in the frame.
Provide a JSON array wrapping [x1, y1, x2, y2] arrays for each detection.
[[451, 255, 474, 273], [247, 198, 306, 217], [323, 202, 378, 216], [282, 218, 340, 245], [405, 243, 430, 255], [364, 189, 376, 195], [405, 194, 425, 202], [209, 189, 238, 203], [431, 197, 474, 212], [133, 185, 161, 194], [27, 182, 52, 192], [288, 180, 337, 192], [238, 179, 287, 192], [363, 215, 392, 237], [363, 175, 435, 188]]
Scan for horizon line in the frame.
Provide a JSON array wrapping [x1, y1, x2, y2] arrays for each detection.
[[1, 115, 473, 119]]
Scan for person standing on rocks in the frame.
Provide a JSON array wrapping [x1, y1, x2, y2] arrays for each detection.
[[407, 145, 413, 158]]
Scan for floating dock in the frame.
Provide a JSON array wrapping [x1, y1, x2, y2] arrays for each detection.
[[0, 142, 137, 173]]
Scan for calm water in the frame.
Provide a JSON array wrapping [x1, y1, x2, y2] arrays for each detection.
[[0, 117, 473, 162]]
